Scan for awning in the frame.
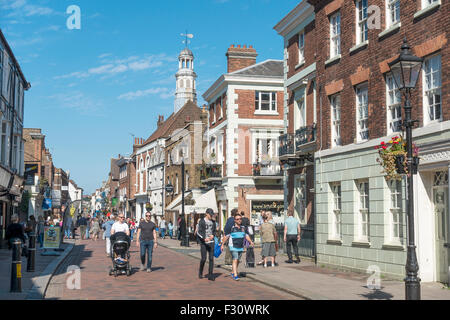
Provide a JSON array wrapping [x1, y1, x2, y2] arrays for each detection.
[[172, 189, 218, 214], [165, 191, 192, 211]]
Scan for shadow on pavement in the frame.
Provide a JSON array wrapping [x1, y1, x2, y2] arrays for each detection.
[[358, 288, 394, 300]]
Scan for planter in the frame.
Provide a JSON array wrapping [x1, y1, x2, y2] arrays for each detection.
[[395, 155, 406, 174]]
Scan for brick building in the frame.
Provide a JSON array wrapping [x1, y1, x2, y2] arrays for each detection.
[[23, 128, 55, 219], [274, 1, 317, 258], [117, 155, 136, 219], [202, 45, 285, 231], [164, 102, 208, 229], [276, 0, 449, 282]]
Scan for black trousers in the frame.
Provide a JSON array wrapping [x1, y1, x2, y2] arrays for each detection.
[[199, 242, 214, 276], [286, 235, 299, 260]]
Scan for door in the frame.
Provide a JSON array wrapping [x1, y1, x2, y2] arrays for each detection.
[[294, 174, 307, 225], [433, 171, 449, 284]]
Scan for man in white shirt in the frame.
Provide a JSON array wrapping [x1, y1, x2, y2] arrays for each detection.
[[111, 214, 130, 236]]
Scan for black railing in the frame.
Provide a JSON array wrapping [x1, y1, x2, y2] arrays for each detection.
[[279, 134, 295, 157], [200, 164, 223, 180], [253, 162, 282, 176], [295, 125, 316, 151], [275, 223, 315, 258]]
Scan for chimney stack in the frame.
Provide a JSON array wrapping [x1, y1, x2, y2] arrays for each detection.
[[226, 44, 258, 73], [157, 115, 165, 127]]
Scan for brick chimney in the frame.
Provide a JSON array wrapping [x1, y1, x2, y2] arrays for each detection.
[[226, 44, 258, 73], [157, 115, 165, 127]]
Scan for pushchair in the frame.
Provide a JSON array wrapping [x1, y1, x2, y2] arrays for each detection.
[[108, 232, 132, 277]]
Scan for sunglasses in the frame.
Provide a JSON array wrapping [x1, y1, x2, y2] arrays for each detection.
[[119, 217, 125, 219], [146, 215, 151, 217], [235, 218, 242, 221]]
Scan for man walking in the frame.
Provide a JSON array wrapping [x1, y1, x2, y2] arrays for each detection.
[[136, 211, 158, 273], [103, 215, 115, 257], [77, 215, 87, 240], [284, 209, 301, 264], [159, 217, 167, 239], [223, 209, 238, 266], [196, 208, 216, 281], [221, 213, 254, 281]]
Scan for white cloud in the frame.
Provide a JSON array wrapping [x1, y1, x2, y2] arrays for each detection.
[[118, 87, 172, 101], [1, 0, 56, 17], [55, 54, 174, 80]]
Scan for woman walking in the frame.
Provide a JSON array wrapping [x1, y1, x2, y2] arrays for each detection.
[[260, 213, 277, 268], [90, 218, 101, 241]]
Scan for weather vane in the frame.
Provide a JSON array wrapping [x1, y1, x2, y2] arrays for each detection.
[[181, 31, 194, 48]]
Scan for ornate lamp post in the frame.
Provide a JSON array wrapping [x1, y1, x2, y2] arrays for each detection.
[[388, 38, 424, 300]]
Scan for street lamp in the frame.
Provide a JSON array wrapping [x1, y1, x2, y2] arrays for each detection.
[[388, 38, 424, 301]]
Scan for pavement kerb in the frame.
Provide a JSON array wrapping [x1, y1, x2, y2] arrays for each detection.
[[158, 242, 326, 300], [26, 241, 76, 300]]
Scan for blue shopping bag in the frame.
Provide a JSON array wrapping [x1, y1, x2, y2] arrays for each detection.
[[214, 237, 222, 258]]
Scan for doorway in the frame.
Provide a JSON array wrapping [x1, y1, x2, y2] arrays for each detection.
[[433, 171, 449, 284]]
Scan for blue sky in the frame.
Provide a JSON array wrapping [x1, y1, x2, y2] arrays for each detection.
[[0, 0, 299, 194]]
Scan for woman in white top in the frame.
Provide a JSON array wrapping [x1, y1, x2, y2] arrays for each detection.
[[111, 214, 130, 236]]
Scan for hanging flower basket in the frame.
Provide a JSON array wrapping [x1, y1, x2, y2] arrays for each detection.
[[376, 136, 420, 180], [395, 154, 407, 174]]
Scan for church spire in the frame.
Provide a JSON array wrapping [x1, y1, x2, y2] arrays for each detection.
[[174, 34, 197, 113]]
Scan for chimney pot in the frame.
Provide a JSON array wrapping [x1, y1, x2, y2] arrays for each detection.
[[237, 45, 241, 48], [244, 45, 247, 48]]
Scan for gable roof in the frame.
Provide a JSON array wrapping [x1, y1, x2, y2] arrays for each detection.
[[228, 60, 283, 78], [141, 100, 203, 147]]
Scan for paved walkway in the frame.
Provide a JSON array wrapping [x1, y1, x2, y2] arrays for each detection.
[[158, 238, 450, 300], [45, 238, 299, 300], [0, 241, 74, 300]]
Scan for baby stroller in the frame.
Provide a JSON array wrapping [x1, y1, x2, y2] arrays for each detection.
[[108, 232, 132, 277]]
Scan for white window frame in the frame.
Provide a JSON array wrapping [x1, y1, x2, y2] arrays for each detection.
[[386, 0, 400, 28], [356, 83, 369, 142], [330, 12, 341, 58], [255, 91, 277, 113], [423, 54, 442, 125], [386, 73, 402, 134], [1, 121, 8, 166], [330, 183, 342, 240], [388, 179, 403, 244], [330, 95, 341, 147], [298, 31, 305, 65], [295, 97, 306, 130], [356, 0, 368, 44], [219, 96, 224, 119], [422, 0, 439, 9], [357, 180, 370, 242]]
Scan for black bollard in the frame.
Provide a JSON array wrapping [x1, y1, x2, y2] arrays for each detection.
[[27, 232, 36, 272], [10, 239, 22, 293]]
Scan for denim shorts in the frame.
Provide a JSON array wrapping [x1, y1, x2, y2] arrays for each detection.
[[231, 250, 243, 261]]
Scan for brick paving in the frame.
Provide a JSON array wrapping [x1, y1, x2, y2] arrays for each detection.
[[45, 238, 299, 300], [0, 243, 70, 300], [158, 238, 450, 300]]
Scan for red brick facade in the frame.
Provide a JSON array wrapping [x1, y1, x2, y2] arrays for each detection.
[[309, 0, 449, 150]]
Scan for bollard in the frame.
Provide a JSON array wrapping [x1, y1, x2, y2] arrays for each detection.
[[27, 232, 36, 272], [10, 239, 22, 293]]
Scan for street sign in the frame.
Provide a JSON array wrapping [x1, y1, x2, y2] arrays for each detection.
[[165, 184, 174, 194]]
